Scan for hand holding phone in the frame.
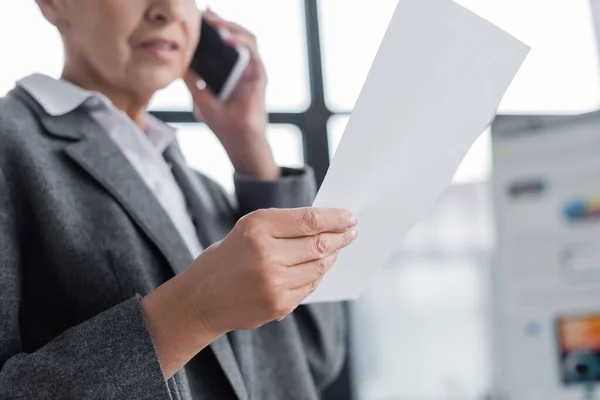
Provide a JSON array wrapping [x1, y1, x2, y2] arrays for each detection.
[[183, 12, 278, 180], [189, 17, 251, 101]]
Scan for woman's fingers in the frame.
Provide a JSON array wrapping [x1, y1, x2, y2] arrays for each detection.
[[276, 253, 340, 320], [277, 229, 357, 266], [285, 251, 340, 290], [285, 274, 327, 315], [202, 9, 261, 68], [183, 70, 220, 118], [258, 208, 358, 239], [204, 9, 255, 43]]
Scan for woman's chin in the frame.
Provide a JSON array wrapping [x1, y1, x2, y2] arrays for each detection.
[[134, 68, 181, 96]]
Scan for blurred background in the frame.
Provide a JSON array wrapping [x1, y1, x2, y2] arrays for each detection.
[[4, 0, 600, 399]]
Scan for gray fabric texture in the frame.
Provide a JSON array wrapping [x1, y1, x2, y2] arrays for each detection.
[[0, 86, 346, 400]]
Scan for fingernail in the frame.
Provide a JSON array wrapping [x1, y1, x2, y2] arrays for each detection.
[[350, 229, 358, 240], [348, 215, 359, 228]]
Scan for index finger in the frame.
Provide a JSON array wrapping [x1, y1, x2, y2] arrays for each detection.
[[266, 208, 358, 238]]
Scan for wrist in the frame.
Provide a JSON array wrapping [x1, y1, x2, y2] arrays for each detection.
[[222, 135, 281, 180], [141, 273, 223, 379]]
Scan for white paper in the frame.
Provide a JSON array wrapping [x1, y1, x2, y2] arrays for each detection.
[[304, 0, 529, 303]]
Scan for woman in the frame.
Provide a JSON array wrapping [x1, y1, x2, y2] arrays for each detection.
[[0, 1, 358, 399]]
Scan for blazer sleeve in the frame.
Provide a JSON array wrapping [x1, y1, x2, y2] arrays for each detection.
[[232, 166, 348, 389], [0, 167, 172, 400], [233, 167, 318, 215]]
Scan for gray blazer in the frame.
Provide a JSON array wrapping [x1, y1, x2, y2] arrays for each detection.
[[0, 87, 346, 400]]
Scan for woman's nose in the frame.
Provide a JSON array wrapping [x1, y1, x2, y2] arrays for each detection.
[[147, 0, 188, 25]]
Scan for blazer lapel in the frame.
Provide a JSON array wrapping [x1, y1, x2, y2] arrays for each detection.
[[164, 143, 251, 400], [163, 142, 235, 246], [62, 130, 194, 276], [227, 330, 256, 398], [10, 86, 194, 276]]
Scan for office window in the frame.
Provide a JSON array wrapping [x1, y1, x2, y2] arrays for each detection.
[[328, 115, 492, 183], [0, 2, 63, 96], [319, 0, 600, 114], [150, 0, 310, 112], [318, 0, 398, 112], [352, 255, 491, 399], [175, 123, 304, 193], [1, 1, 310, 113], [351, 183, 494, 400]]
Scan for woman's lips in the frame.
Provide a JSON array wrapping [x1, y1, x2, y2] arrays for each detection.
[[140, 38, 180, 61]]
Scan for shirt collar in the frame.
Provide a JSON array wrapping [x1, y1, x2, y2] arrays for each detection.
[[17, 73, 107, 116], [17, 73, 177, 153], [145, 114, 178, 153]]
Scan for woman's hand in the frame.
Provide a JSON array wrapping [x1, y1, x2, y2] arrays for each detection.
[[183, 9, 279, 181], [187, 208, 358, 333], [141, 208, 358, 378]]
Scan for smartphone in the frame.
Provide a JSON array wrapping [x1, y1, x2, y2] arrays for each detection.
[[189, 17, 251, 101]]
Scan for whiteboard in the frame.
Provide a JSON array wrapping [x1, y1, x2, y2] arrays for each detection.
[[491, 112, 600, 399]]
